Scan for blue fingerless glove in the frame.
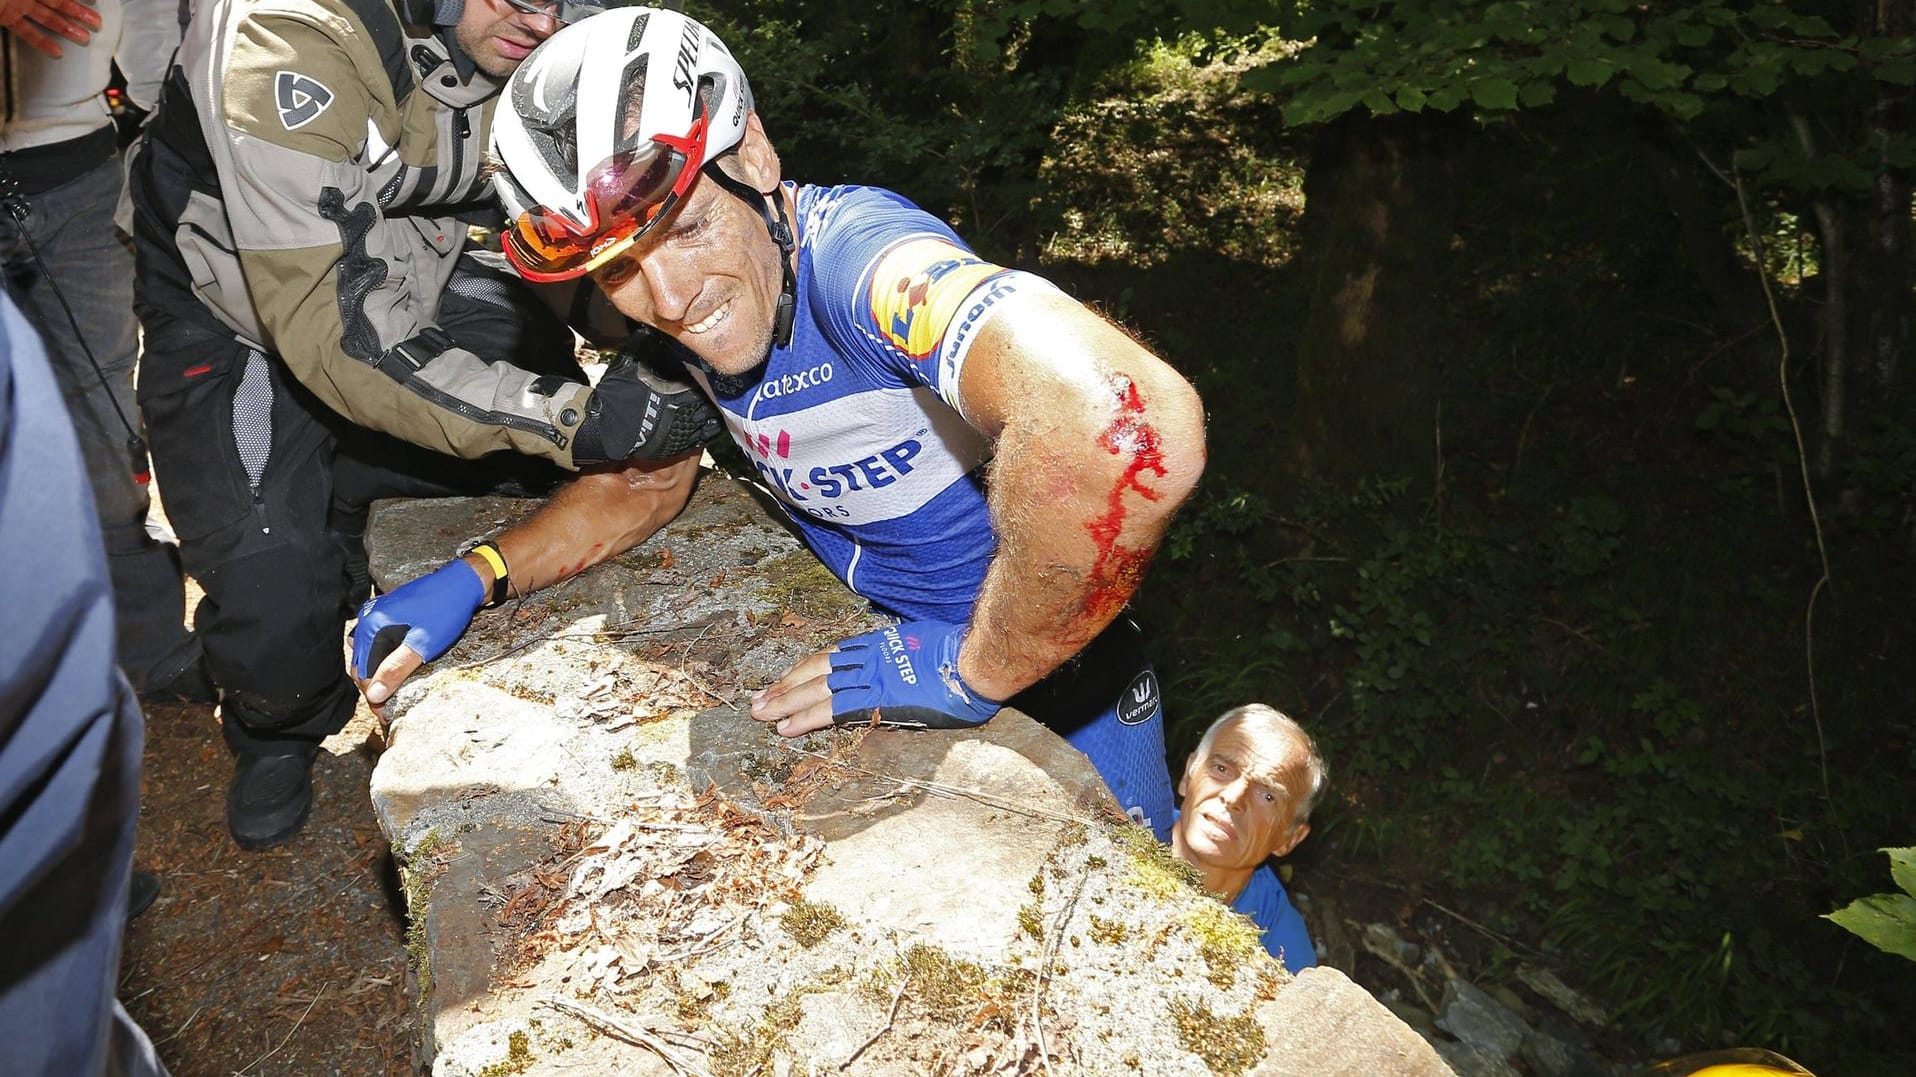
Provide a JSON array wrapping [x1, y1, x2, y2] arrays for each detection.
[[350, 559, 487, 679], [825, 621, 1004, 729]]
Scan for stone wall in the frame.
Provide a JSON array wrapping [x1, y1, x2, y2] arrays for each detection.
[[366, 469, 1454, 1076]]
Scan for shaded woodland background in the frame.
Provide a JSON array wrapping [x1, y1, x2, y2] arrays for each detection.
[[693, 1, 1915, 1071]]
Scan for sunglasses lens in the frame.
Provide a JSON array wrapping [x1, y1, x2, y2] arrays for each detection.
[[501, 120, 711, 281], [502, 212, 638, 280], [501, 0, 604, 22]]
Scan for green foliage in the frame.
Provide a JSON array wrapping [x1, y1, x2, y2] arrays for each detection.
[[1039, 33, 1305, 268], [1842, 415, 1916, 540], [1236, 0, 1916, 199], [1257, 2, 1911, 119], [1165, 485, 1279, 567], [704, 2, 1076, 246], [1826, 849, 1916, 962], [1548, 495, 1626, 578]]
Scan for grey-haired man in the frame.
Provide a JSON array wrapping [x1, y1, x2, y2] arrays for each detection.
[[1173, 704, 1327, 973]]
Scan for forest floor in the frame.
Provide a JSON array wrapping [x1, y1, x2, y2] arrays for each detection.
[[121, 693, 415, 1077]]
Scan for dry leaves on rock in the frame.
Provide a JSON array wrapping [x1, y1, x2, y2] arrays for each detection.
[[498, 783, 822, 995]]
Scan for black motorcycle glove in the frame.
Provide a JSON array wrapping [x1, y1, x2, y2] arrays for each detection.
[[572, 348, 723, 465]]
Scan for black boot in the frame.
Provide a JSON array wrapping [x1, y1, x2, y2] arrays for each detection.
[[226, 752, 315, 850], [127, 870, 161, 922]]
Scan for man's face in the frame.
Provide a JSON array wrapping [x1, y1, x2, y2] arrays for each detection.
[[1175, 719, 1312, 874], [454, 0, 562, 79], [589, 162, 787, 379]]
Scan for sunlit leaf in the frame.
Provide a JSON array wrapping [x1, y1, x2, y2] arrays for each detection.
[[1887, 847, 1916, 897], [1826, 894, 1916, 961]]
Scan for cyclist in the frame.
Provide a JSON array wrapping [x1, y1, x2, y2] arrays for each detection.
[[354, 6, 1206, 835]]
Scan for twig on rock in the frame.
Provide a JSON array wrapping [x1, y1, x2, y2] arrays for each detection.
[[1030, 864, 1090, 1076], [773, 744, 1101, 826], [154, 1003, 206, 1047], [540, 995, 713, 1077], [656, 914, 744, 963], [842, 969, 911, 1069]]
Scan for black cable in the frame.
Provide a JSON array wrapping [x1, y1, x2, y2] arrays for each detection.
[[0, 165, 151, 479]]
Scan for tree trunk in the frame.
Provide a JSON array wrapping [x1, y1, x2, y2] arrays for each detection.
[[1855, 0, 1913, 406], [1287, 112, 1461, 498], [1808, 192, 1851, 481]]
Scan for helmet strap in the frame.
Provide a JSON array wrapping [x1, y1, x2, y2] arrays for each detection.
[[704, 163, 797, 348]]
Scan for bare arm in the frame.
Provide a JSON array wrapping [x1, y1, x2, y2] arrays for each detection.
[[358, 452, 701, 707], [477, 451, 702, 599], [954, 293, 1206, 699], [749, 293, 1204, 734]]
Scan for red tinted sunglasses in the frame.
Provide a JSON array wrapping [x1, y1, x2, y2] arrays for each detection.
[[502, 117, 709, 283]]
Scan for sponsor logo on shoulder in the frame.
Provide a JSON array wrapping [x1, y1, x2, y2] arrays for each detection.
[[1116, 668, 1161, 726], [867, 237, 1006, 360], [275, 71, 335, 131]]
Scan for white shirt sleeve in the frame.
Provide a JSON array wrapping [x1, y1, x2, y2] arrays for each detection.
[[115, 0, 186, 113]]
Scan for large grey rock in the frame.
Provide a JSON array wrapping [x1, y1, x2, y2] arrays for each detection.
[[1435, 1039, 1526, 1077], [1437, 977, 1533, 1062], [1517, 963, 1611, 1028], [366, 473, 1456, 1076], [1522, 1025, 1615, 1077], [794, 718, 1119, 960]]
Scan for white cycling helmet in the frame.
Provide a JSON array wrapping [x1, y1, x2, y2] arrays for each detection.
[[491, 6, 754, 281]]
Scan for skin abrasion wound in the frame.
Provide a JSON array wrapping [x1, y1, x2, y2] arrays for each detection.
[[1081, 374, 1167, 623]]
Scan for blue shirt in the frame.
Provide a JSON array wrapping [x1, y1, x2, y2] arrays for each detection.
[[1173, 811, 1318, 972], [688, 185, 1175, 835], [1232, 864, 1318, 973], [690, 183, 1060, 622]]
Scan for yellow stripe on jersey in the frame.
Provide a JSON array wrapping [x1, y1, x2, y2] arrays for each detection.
[[867, 237, 1008, 361]]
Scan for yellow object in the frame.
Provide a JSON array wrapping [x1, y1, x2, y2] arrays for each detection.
[[1645, 1048, 1814, 1076], [469, 542, 508, 587]]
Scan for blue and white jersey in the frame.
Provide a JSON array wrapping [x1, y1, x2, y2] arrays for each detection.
[[689, 184, 1059, 623], [686, 184, 1176, 837]]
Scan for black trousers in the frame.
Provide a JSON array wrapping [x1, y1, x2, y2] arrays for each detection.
[[134, 255, 582, 756]]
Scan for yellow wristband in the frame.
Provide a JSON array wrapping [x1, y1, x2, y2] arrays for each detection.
[[467, 542, 509, 606]]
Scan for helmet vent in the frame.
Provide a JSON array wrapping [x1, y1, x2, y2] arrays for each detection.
[[528, 101, 579, 193], [616, 55, 651, 150]]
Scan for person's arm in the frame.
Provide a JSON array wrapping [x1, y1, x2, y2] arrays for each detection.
[[200, 13, 588, 464], [954, 293, 1206, 695], [205, 14, 707, 468], [751, 292, 1205, 733], [114, 0, 179, 111], [354, 451, 702, 708], [0, 0, 100, 59]]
